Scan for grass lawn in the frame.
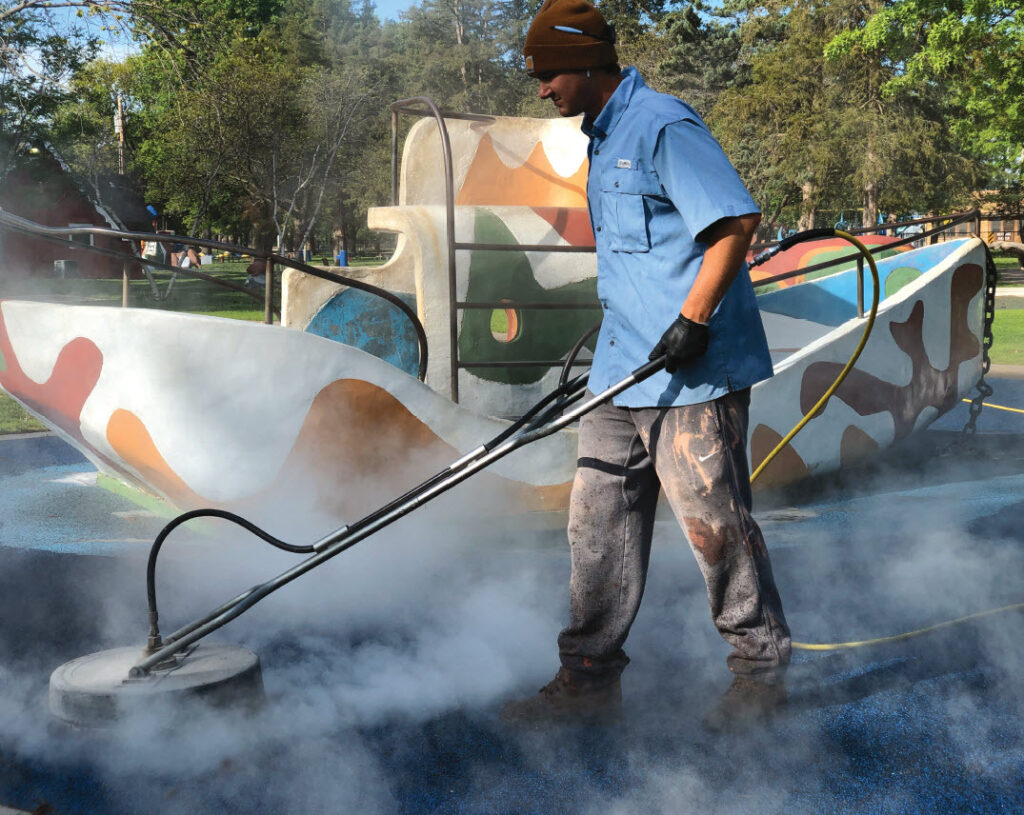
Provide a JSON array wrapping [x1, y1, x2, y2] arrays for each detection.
[[992, 308, 1024, 365], [0, 395, 46, 434], [994, 254, 1022, 274], [0, 259, 276, 318]]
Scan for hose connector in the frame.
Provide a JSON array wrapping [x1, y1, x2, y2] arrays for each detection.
[[145, 610, 163, 655]]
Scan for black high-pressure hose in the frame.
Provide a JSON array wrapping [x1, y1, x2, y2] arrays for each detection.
[[144, 509, 314, 652], [142, 368, 595, 654]]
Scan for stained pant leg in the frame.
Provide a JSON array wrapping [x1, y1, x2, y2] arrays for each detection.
[[642, 390, 791, 675], [558, 395, 660, 683]]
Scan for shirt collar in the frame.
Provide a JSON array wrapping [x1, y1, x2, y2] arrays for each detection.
[[582, 66, 643, 139]]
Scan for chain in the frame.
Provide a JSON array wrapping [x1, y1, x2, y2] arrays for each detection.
[[961, 245, 998, 435]]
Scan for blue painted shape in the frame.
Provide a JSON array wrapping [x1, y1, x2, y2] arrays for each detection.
[[305, 289, 420, 377], [758, 239, 969, 324]]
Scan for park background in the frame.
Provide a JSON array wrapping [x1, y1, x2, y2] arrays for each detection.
[[1, 0, 1023, 433]]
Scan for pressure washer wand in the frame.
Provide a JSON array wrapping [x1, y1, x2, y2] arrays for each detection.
[[133, 357, 666, 677]]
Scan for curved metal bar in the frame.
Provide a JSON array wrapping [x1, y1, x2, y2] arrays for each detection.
[[750, 208, 980, 254], [270, 253, 428, 382], [0, 214, 269, 308], [0, 207, 261, 257], [389, 96, 460, 399]]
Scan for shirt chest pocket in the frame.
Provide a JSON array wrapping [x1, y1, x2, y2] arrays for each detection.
[[600, 164, 664, 254]]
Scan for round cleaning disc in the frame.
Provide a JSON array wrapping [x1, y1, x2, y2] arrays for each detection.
[[49, 643, 264, 727]]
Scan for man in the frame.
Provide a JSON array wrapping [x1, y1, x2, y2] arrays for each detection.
[[501, 0, 791, 728]]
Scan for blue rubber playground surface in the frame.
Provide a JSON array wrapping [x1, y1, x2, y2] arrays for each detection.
[[1, 376, 1023, 814]]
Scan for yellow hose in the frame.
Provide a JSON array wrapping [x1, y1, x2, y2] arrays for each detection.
[[792, 603, 1024, 651], [750, 230, 880, 483], [961, 398, 1024, 415], [747, 231, 1021, 652]]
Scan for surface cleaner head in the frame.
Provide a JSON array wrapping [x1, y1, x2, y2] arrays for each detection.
[[49, 643, 264, 727]]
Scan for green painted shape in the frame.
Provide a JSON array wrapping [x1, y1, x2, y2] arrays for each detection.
[[884, 266, 923, 298], [96, 473, 222, 535], [95, 473, 179, 519], [459, 211, 600, 385], [0, 346, 5, 373]]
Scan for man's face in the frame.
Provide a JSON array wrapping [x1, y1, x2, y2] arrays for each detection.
[[534, 70, 596, 117]]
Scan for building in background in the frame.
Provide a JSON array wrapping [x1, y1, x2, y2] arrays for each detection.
[[0, 140, 152, 278]]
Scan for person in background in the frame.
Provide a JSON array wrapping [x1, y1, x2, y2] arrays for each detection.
[[171, 243, 201, 269], [500, 0, 791, 731], [244, 257, 267, 289]]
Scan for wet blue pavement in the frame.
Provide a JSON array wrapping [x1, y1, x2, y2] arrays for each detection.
[[1, 378, 1023, 814]]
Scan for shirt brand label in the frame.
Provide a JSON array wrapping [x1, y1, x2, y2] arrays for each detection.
[[616, 159, 631, 169]]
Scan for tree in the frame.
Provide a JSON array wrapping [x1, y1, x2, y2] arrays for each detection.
[[655, 2, 742, 116], [826, 0, 1024, 191], [710, 0, 980, 232], [0, 0, 99, 178]]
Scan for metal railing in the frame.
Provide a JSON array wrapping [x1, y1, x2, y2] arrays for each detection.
[[390, 98, 601, 403], [751, 210, 982, 317], [0, 207, 429, 381]]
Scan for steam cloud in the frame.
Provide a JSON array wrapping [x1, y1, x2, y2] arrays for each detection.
[[2, 438, 1024, 814]]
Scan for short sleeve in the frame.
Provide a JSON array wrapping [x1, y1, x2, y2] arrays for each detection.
[[652, 118, 759, 242]]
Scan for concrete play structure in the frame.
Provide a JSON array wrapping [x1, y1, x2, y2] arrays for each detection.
[[0, 112, 990, 529]]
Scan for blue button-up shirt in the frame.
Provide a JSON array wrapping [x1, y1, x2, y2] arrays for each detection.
[[584, 67, 773, 407]]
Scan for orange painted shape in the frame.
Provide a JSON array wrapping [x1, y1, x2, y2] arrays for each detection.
[[531, 207, 595, 246], [106, 409, 205, 506], [456, 134, 587, 207], [0, 308, 102, 441]]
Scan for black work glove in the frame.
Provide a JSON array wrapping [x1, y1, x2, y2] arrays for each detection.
[[649, 314, 709, 374]]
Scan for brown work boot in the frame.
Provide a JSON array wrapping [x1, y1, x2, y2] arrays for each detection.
[[499, 668, 622, 726], [702, 673, 788, 733]]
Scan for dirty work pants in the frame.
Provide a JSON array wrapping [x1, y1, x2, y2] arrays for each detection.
[[558, 388, 791, 682]]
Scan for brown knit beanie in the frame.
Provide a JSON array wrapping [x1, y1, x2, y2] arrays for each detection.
[[523, 0, 617, 75]]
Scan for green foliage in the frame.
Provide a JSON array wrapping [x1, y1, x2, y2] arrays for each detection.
[[825, 0, 1024, 186], [706, 0, 984, 233], [12, 0, 1020, 257], [654, 2, 742, 115], [0, 0, 100, 178]]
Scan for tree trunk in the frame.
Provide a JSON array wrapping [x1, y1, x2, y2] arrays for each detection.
[[862, 144, 880, 228], [798, 179, 816, 231]]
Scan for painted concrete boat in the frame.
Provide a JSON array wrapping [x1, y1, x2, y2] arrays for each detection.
[[0, 113, 989, 530]]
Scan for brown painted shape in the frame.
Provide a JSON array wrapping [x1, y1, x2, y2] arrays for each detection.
[[681, 516, 738, 567], [248, 379, 572, 519], [456, 135, 587, 207], [799, 263, 983, 441], [839, 424, 880, 468], [750, 423, 811, 488]]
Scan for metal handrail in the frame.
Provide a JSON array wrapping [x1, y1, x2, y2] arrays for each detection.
[[390, 98, 600, 402], [0, 214, 261, 304], [0, 208, 430, 381], [750, 209, 981, 253], [390, 97, 463, 400], [751, 209, 980, 291]]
